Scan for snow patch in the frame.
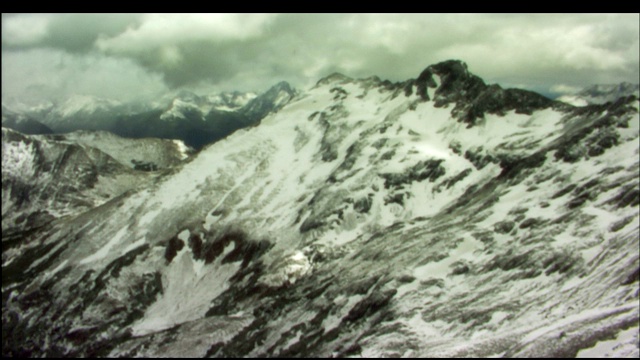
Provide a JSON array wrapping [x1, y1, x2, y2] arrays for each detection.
[[121, 238, 146, 255], [131, 241, 240, 336], [260, 251, 311, 287], [79, 226, 130, 265]]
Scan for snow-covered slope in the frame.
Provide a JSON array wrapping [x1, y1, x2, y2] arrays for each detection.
[[2, 60, 639, 357], [558, 82, 639, 106]]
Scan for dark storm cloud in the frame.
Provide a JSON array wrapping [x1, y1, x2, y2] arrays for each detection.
[[2, 14, 142, 51], [2, 13, 639, 104], [45, 14, 143, 53]]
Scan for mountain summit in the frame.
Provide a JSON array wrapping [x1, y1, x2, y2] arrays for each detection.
[[2, 60, 639, 357]]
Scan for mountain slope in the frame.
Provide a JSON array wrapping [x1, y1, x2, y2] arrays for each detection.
[[43, 130, 193, 170], [1, 128, 157, 235], [1, 107, 53, 135], [2, 60, 639, 357]]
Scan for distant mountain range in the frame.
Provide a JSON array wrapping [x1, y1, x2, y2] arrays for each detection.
[[1, 107, 54, 135], [2, 81, 297, 150], [4, 81, 637, 152], [557, 82, 639, 106]]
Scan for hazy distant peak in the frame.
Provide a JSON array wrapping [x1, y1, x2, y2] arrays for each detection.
[[558, 82, 639, 106], [55, 94, 122, 117], [578, 82, 639, 97], [315, 72, 354, 87], [240, 81, 298, 120]]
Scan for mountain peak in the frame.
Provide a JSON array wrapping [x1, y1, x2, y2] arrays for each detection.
[[272, 81, 294, 91], [174, 90, 201, 103], [414, 59, 484, 101], [55, 94, 121, 118], [426, 59, 470, 77], [410, 60, 560, 125], [239, 81, 298, 121], [264, 81, 295, 97], [315, 72, 354, 87]]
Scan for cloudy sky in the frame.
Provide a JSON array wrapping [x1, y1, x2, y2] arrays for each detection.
[[2, 13, 639, 106]]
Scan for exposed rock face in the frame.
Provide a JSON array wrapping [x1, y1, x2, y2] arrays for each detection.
[[412, 60, 565, 126], [553, 96, 637, 163], [2, 60, 639, 358]]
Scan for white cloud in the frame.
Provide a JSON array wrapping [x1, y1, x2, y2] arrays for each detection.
[[2, 49, 168, 105], [1, 14, 638, 102], [95, 13, 277, 54], [2, 14, 52, 45], [430, 14, 638, 89], [159, 45, 183, 68], [549, 84, 584, 95]]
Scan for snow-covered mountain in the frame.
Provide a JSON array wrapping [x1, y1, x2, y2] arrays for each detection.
[[158, 90, 258, 121], [53, 95, 123, 119], [2, 83, 295, 150], [558, 82, 639, 106], [1, 106, 53, 135], [206, 91, 258, 112], [2, 60, 639, 357], [239, 81, 297, 121], [160, 91, 258, 121]]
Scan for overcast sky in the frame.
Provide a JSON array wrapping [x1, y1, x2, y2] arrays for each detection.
[[2, 13, 639, 105]]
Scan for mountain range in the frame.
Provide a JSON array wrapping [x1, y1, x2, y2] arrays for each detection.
[[2, 60, 639, 357], [2, 81, 297, 150], [558, 82, 639, 107]]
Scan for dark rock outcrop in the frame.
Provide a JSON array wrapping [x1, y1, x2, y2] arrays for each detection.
[[412, 60, 563, 126]]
